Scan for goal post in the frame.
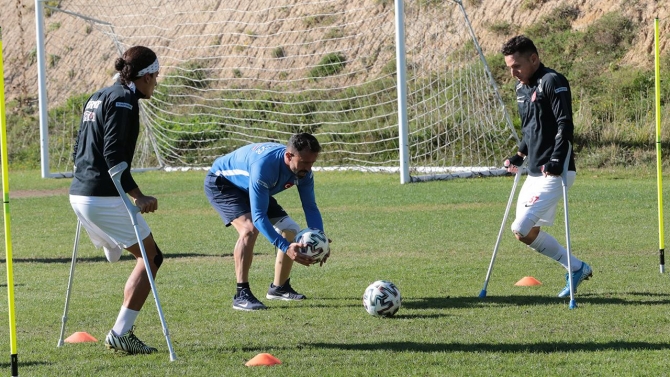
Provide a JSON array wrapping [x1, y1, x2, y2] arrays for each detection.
[[35, 0, 518, 182]]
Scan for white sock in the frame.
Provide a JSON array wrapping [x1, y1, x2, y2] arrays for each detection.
[[528, 231, 582, 272], [112, 306, 139, 336]]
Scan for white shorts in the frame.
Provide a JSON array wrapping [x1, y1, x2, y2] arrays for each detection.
[[69, 195, 151, 261], [515, 172, 577, 227]]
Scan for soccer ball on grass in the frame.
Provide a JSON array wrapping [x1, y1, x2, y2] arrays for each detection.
[[362, 280, 401, 317], [294, 227, 329, 262]]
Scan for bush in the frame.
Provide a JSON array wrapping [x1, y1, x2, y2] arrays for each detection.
[[309, 53, 347, 78]]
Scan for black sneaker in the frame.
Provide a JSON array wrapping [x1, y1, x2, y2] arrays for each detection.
[[266, 278, 306, 301], [233, 288, 267, 311], [104, 326, 157, 354]]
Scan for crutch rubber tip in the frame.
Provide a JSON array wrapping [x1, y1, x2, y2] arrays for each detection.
[[569, 300, 577, 309], [478, 290, 487, 298]]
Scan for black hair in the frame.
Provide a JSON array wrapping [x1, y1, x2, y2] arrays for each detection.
[[501, 35, 538, 57], [114, 46, 157, 84], [288, 133, 321, 153]]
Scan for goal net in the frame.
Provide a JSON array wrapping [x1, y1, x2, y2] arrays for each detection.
[[37, 0, 518, 181]]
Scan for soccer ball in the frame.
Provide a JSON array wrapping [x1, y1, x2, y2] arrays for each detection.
[[294, 227, 329, 262], [362, 280, 401, 317]]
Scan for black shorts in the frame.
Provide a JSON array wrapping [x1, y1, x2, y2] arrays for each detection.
[[204, 174, 288, 226]]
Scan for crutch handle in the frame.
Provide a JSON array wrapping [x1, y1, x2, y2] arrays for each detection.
[[108, 161, 128, 179]]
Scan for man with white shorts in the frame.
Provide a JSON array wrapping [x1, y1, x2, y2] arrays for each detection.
[[502, 35, 592, 298], [69, 46, 165, 355]]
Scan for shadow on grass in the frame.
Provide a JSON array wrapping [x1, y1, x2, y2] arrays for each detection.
[[0, 361, 49, 368], [0, 253, 220, 264], [307, 340, 670, 353], [402, 294, 670, 308]]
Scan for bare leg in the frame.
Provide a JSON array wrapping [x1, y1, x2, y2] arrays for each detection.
[[274, 229, 297, 286], [230, 214, 259, 284], [122, 234, 159, 311]]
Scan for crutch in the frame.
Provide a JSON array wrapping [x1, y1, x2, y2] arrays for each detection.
[[561, 143, 577, 309], [108, 162, 177, 361], [57, 220, 82, 347], [479, 163, 524, 298]]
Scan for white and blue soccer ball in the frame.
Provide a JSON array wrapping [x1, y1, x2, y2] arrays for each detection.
[[294, 227, 329, 262], [363, 280, 401, 317]]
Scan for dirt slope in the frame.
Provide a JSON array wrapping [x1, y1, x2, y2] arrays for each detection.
[[0, 0, 669, 104]]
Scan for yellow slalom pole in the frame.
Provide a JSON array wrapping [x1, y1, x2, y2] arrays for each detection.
[[654, 19, 665, 274], [0, 27, 19, 376]]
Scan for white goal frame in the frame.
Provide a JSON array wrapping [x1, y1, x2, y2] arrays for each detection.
[[34, 0, 518, 183]]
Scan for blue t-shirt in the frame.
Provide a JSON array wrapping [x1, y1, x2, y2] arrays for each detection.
[[209, 143, 323, 252]]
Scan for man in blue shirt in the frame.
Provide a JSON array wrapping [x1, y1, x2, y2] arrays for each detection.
[[205, 133, 329, 310]]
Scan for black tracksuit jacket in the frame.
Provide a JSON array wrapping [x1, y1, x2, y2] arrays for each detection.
[[69, 80, 142, 196], [515, 63, 576, 176]]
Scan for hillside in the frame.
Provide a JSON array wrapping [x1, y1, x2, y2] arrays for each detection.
[[0, 0, 669, 104]]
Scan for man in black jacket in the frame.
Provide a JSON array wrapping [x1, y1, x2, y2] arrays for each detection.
[[69, 46, 163, 354], [501, 35, 592, 298]]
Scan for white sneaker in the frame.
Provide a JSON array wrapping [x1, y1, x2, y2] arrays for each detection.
[[103, 245, 122, 262]]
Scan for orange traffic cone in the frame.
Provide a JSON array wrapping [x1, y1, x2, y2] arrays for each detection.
[[64, 332, 98, 343], [245, 353, 282, 367], [514, 276, 542, 286]]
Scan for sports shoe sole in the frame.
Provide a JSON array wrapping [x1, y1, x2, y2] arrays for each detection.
[[232, 303, 267, 311], [104, 341, 157, 354], [266, 293, 305, 301]]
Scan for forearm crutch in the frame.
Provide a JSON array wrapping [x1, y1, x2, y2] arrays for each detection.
[[479, 164, 524, 298], [57, 220, 82, 347], [108, 162, 177, 361]]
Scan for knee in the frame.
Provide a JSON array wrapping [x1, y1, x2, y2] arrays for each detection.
[[272, 216, 301, 243], [511, 217, 536, 241], [153, 242, 164, 269], [238, 227, 259, 241], [142, 234, 164, 269], [283, 229, 297, 243]]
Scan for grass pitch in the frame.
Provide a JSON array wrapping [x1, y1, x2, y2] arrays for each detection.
[[0, 168, 668, 376]]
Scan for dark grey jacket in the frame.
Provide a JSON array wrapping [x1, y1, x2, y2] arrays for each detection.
[[69, 80, 142, 196], [515, 64, 576, 176]]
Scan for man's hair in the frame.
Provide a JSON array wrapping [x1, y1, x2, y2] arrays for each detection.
[[114, 46, 157, 84], [288, 133, 321, 153], [500, 35, 538, 57]]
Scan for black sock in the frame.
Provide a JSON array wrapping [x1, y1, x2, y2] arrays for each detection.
[[236, 282, 250, 294], [271, 280, 287, 289]]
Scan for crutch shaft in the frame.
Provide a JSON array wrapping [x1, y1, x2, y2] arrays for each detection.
[[57, 220, 81, 347], [479, 166, 523, 298]]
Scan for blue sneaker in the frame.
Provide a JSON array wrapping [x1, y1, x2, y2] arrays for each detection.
[[233, 288, 267, 311], [558, 262, 592, 298]]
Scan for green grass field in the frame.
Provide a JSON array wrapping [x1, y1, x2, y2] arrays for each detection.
[[0, 168, 669, 376]]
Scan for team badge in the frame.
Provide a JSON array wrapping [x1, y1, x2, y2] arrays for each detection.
[[525, 195, 539, 207]]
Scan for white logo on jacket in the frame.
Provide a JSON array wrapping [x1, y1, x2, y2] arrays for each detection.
[[85, 100, 102, 110], [82, 111, 96, 122]]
